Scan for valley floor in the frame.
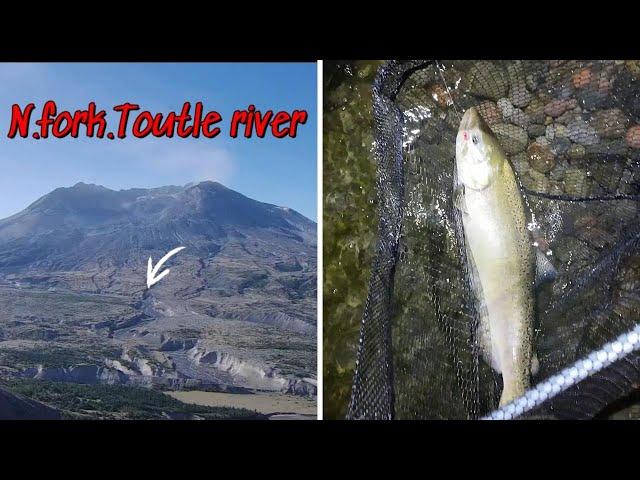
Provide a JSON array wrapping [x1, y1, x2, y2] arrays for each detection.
[[167, 390, 317, 419]]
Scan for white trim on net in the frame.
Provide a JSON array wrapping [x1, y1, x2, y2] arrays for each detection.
[[483, 323, 640, 420]]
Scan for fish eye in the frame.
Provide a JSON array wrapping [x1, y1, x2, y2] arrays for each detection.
[[472, 134, 479, 145]]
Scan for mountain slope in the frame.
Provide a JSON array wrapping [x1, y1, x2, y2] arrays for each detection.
[[0, 181, 317, 399]]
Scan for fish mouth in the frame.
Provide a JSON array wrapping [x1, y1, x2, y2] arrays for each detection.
[[459, 107, 482, 132]]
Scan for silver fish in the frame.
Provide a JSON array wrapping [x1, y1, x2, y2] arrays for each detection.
[[454, 107, 554, 406]]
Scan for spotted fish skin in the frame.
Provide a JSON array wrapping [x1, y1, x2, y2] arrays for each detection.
[[455, 107, 535, 407]]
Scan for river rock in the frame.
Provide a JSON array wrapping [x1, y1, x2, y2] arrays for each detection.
[[576, 88, 610, 111], [550, 160, 568, 180], [527, 142, 555, 173], [497, 97, 514, 119], [511, 152, 529, 176], [572, 67, 593, 89], [535, 136, 549, 146], [506, 61, 525, 87], [477, 101, 502, 125], [567, 119, 600, 145], [510, 109, 531, 128], [584, 139, 628, 157], [549, 181, 564, 195], [556, 110, 577, 125], [528, 124, 546, 138], [509, 82, 532, 108], [526, 67, 547, 91], [545, 124, 560, 141], [626, 61, 640, 76], [524, 97, 547, 124], [491, 123, 528, 154], [545, 124, 556, 141], [544, 99, 575, 118], [568, 144, 586, 161], [626, 126, 640, 149], [468, 61, 509, 100], [550, 137, 571, 156], [590, 161, 625, 191], [590, 108, 629, 139], [563, 168, 589, 196], [522, 171, 550, 193]]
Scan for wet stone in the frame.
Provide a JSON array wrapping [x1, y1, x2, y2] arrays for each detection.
[[590, 161, 624, 191], [524, 97, 547, 124], [528, 124, 546, 138], [506, 61, 525, 87], [544, 99, 576, 118], [549, 181, 564, 195], [590, 108, 629, 139], [568, 144, 586, 161], [576, 88, 611, 111], [476, 101, 502, 125], [468, 61, 509, 100], [572, 67, 593, 89], [626, 60, 640, 77], [526, 68, 547, 91], [550, 137, 571, 156], [509, 82, 532, 108], [510, 108, 531, 128], [626, 126, 640, 149], [511, 152, 529, 176], [545, 123, 568, 142], [567, 119, 600, 146], [527, 142, 556, 173], [536, 136, 549, 146], [497, 97, 514, 119], [563, 168, 589, 196], [521, 172, 549, 193], [550, 160, 568, 180], [555, 110, 577, 125], [490, 123, 528, 154], [584, 139, 628, 157]]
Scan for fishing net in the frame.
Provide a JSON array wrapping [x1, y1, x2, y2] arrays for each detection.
[[347, 60, 640, 420]]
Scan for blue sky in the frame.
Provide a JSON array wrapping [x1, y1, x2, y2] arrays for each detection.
[[0, 63, 317, 220]]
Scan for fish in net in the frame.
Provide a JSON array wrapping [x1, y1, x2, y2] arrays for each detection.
[[347, 60, 640, 420]]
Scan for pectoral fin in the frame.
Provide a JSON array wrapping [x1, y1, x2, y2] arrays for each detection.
[[535, 250, 557, 287]]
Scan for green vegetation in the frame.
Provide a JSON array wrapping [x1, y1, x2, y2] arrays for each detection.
[[0, 378, 266, 420], [238, 272, 270, 293], [323, 61, 384, 419], [0, 345, 119, 369]]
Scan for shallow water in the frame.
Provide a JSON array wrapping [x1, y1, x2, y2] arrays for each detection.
[[323, 61, 383, 419]]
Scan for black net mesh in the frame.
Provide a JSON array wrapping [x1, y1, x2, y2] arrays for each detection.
[[347, 60, 640, 420]]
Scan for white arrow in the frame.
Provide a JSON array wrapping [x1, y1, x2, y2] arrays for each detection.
[[146, 246, 186, 289]]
